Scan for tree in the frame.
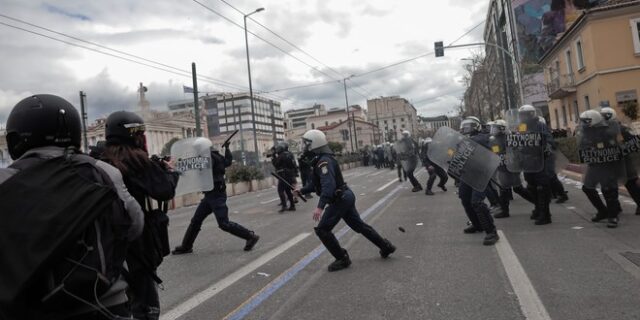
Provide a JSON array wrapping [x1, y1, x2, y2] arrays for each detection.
[[328, 141, 344, 154], [161, 137, 181, 156]]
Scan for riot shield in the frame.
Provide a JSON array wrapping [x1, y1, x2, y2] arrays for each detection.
[[577, 122, 626, 188], [394, 138, 417, 172], [553, 150, 570, 172], [171, 137, 214, 196], [428, 127, 500, 192], [489, 134, 522, 188], [504, 109, 545, 173]]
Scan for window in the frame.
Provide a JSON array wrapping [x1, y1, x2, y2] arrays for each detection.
[[573, 100, 579, 123], [565, 50, 573, 75], [584, 95, 591, 109], [311, 123, 315, 129], [401, 124, 406, 128], [401, 118, 404, 122], [325, 121, 328, 126], [575, 39, 585, 70], [562, 105, 568, 126], [554, 109, 560, 129], [631, 18, 640, 54], [392, 119, 396, 123]]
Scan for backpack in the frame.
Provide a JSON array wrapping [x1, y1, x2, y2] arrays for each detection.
[[0, 153, 131, 318]]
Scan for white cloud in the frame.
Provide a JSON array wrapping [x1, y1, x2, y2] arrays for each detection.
[[0, 0, 490, 126]]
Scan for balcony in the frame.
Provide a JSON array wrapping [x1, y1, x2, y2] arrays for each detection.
[[547, 73, 576, 99]]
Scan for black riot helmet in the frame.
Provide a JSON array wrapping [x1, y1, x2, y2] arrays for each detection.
[[275, 141, 289, 154], [5, 94, 81, 160], [105, 111, 146, 149]]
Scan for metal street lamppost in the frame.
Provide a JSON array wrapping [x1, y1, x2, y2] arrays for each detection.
[[244, 7, 264, 164], [342, 74, 356, 152]]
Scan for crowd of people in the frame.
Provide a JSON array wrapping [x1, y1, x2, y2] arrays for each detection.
[[2, 93, 638, 319]]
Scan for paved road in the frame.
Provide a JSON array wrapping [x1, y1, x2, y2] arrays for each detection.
[[157, 166, 640, 320]]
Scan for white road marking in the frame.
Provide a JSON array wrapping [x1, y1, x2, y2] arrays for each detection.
[[376, 178, 398, 192], [495, 230, 551, 320], [368, 170, 385, 177], [160, 232, 311, 320], [259, 198, 280, 205]]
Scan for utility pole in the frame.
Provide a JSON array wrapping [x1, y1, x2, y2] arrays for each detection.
[[270, 100, 277, 146], [191, 62, 201, 137], [343, 77, 355, 152], [79, 91, 88, 152], [244, 8, 264, 163]]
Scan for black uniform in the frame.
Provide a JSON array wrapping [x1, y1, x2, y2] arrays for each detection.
[[420, 142, 447, 193], [524, 121, 555, 225], [298, 151, 314, 198], [458, 132, 499, 245], [174, 147, 259, 254], [300, 153, 395, 271], [273, 150, 298, 211]]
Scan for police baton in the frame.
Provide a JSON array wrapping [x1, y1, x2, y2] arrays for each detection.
[[222, 130, 239, 148], [270, 172, 307, 202]]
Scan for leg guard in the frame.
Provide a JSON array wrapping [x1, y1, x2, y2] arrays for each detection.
[[625, 178, 640, 206], [602, 187, 621, 219], [535, 186, 552, 225], [315, 227, 346, 260], [582, 186, 607, 215], [472, 201, 496, 234], [219, 221, 253, 240]]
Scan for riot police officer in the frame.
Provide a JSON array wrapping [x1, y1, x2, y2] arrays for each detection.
[[458, 117, 500, 245], [298, 150, 314, 199], [173, 142, 260, 254], [515, 105, 555, 225], [419, 137, 448, 195], [539, 117, 569, 203], [273, 142, 298, 212], [294, 130, 396, 272], [601, 107, 640, 215], [396, 131, 422, 191], [101, 111, 180, 320], [578, 110, 624, 228]]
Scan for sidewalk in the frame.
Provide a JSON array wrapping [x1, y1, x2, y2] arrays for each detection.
[[561, 164, 634, 198]]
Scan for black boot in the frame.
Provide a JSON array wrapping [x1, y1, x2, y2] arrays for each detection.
[[463, 225, 483, 234], [534, 186, 552, 225], [328, 249, 351, 272], [278, 205, 287, 213], [244, 232, 260, 251], [172, 224, 201, 255], [483, 231, 500, 246], [360, 224, 394, 258], [288, 204, 296, 211], [379, 239, 396, 258], [603, 188, 621, 229], [583, 186, 608, 221], [556, 191, 569, 204]]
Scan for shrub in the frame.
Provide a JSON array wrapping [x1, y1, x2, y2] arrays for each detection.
[[556, 136, 579, 163], [226, 163, 264, 183]]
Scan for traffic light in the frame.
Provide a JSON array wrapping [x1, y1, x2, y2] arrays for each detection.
[[434, 41, 444, 57]]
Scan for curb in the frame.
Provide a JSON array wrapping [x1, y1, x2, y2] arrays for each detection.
[[560, 168, 632, 198]]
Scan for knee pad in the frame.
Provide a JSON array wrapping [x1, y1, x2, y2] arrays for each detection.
[[471, 201, 488, 213]]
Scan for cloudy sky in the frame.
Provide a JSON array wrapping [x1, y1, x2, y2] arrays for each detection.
[[0, 0, 488, 127]]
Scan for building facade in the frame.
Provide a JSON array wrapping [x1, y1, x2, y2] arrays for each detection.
[[367, 96, 418, 143], [283, 104, 327, 141], [317, 119, 378, 153], [170, 92, 285, 162], [419, 115, 459, 135], [540, 0, 640, 132]]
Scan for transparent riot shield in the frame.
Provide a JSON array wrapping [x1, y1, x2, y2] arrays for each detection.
[[504, 109, 545, 173], [553, 150, 570, 173], [619, 122, 640, 180], [394, 138, 417, 172], [171, 137, 214, 196], [428, 127, 500, 192], [489, 133, 522, 188], [577, 121, 626, 188]]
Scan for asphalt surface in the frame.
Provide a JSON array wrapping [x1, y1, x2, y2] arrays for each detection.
[[157, 166, 640, 320]]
